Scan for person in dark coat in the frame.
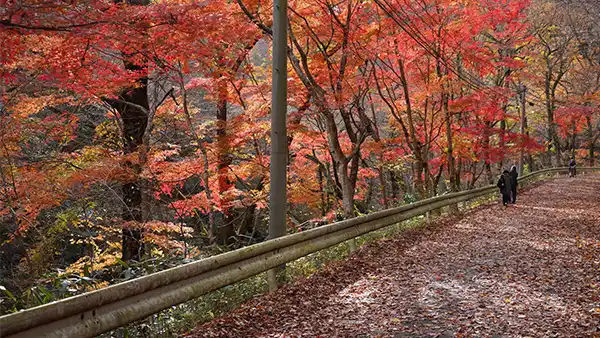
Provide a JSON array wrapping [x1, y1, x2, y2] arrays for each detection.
[[569, 157, 576, 177], [497, 169, 512, 206], [509, 165, 518, 203]]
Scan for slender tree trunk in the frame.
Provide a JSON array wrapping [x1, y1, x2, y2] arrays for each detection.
[[398, 58, 426, 199], [323, 109, 359, 251], [570, 123, 577, 157], [390, 170, 400, 200], [364, 178, 374, 210], [442, 91, 459, 212], [318, 165, 326, 216], [498, 119, 506, 171], [524, 106, 535, 172], [212, 39, 259, 245], [378, 167, 389, 209], [518, 84, 526, 175], [368, 94, 389, 209], [215, 77, 235, 245], [587, 115, 595, 166], [324, 163, 335, 212], [178, 73, 215, 237], [429, 164, 444, 217], [482, 124, 494, 184], [455, 158, 462, 191]]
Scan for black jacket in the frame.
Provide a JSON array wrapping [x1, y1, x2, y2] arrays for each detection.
[[497, 172, 512, 195]]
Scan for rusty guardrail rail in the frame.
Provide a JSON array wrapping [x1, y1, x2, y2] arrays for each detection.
[[1, 167, 597, 337]]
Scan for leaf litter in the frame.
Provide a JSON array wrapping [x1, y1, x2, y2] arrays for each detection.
[[185, 174, 600, 337]]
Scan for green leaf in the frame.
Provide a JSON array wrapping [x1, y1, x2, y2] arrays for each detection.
[[116, 258, 129, 269], [38, 285, 54, 303], [0, 285, 17, 302]]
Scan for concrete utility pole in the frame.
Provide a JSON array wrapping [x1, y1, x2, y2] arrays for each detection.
[[518, 84, 527, 176], [267, 0, 288, 291]]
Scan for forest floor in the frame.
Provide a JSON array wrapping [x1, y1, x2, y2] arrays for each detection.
[[185, 174, 600, 337]]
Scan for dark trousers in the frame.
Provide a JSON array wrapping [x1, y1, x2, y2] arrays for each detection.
[[511, 187, 517, 203], [502, 192, 510, 205]]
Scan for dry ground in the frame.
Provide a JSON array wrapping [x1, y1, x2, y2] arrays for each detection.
[[185, 174, 600, 337]]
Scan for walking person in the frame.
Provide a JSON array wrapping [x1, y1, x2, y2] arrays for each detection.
[[509, 165, 518, 204], [497, 169, 512, 207], [568, 157, 576, 177]]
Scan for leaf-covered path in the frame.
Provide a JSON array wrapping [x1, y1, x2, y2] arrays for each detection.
[[186, 174, 600, 337]]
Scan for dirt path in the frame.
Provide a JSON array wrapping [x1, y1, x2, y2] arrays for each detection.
[[186, 174, 600, 337]]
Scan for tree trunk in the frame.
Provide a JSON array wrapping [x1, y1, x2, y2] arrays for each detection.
[[212, 40, 260, 245], [106, 0, 152, 264], [390, 170, 400, 200], [518, 84, 526, 175], [111, 75, 149, 262], [338, 161, 355, 218], [482, 124, 494, 184], [398, 58, 426, 199], [587, 115, 595, 166], [238, 204, 256, 240], [570, 123, 577, 157], [442, 91, 458, 212], [378, 167, 389, 209], [178, 73, 215, 237], [318, 165, 326, 216], [498, 118, 506, 171], [524, 105, 535, 172], [338, 160, 358, 252], [545, 72, 560, 166], [455, 158, 462, 191], [368, 94, 389, 209], [215, 77, 235, 245]]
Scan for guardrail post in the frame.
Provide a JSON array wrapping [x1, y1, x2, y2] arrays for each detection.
[[348, 238, 357, 253]]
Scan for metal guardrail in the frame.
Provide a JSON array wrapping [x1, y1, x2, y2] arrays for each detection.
[[0, 167, 597, 337]]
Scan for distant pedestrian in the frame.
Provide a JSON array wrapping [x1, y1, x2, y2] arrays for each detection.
[[509, 165, 518, 204], [568, 157, 576, 177], [497, 169, 512, 206]]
